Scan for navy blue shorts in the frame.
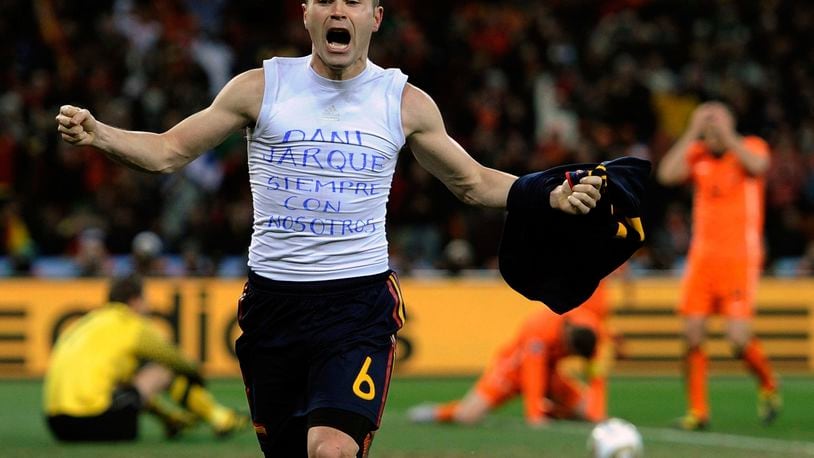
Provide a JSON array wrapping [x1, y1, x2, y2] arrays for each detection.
[[235, 270, 406, 456]]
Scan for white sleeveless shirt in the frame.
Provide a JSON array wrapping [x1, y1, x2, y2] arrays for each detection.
[[246, 56, 408, 281]]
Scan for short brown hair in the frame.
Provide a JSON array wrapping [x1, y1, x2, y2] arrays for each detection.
[[308, 0, 380, 5], [569, 326, 597, 359], [108, 274, 144, 304]]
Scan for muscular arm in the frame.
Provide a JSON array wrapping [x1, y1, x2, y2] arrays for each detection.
[[56, 69, 264, 174], [520, 339, 549, 425], [402, 84, 516, 208], [402, 84, 601, 212], [135, 324, 199, 377]]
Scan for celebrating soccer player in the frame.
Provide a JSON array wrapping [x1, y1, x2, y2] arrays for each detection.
[[56, 0, 605, 455]]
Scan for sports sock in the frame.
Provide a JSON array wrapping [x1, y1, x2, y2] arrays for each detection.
[[169, 375, 233, 429], [685, 346, 708, 419], [146, 396, 197, 437], [740, 339, 777, 392], [434, 401, 459, 422]]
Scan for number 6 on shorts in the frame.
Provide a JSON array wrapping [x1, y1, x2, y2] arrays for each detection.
[[353, 356, 376, 400]]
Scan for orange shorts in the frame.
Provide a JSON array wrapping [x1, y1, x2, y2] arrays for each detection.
[[474, 357, 583, 416], [679, 257, 760, 318]]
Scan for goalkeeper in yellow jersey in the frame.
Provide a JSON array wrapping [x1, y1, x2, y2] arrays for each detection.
[[43, 274, 249, 441]]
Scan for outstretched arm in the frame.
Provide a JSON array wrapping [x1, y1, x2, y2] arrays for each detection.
[[56, 69, 264, 174], [402, 84, 601, 214], [520, 338, 549, 426], [136, 324, 200, 380]]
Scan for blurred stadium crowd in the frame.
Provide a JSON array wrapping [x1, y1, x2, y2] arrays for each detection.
[[1, 0, 813, 277]]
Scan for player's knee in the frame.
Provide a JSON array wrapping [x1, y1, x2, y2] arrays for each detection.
[[684, 333, 704, 348], [133, 363, 174, 399], [308, 427, 359, 458], [729, 334, 751, 356], [684, 345, 698, 357], [731, 342, 748, 359], [309, 438, 358, 458]]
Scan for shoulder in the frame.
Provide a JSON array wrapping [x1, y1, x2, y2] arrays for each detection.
[[222, 68, 265, 98], [742, 135, 770, 156], [520, 309, 558, 336], [213, 67, 265, 121], [402, 83, 433, 108], [401, 83, 442, 137]]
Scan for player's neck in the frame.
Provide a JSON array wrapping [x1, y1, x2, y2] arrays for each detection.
[[310, 54, 368, 81]]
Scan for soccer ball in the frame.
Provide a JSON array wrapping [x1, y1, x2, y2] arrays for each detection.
[[588, 417, 644, 458]]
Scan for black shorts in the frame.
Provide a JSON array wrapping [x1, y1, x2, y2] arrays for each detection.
[[235, 270, 406, 457], [46, 386, 143, 442]]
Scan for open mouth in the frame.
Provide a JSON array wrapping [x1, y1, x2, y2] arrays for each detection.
[[326, 28, 351, 52]]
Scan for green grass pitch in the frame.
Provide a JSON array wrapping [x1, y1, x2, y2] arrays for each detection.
[[2, 376, 813, 457]]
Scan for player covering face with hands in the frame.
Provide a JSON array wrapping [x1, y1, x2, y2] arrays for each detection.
[[658, 101, 777, 431], [57, 0, 602, 456]]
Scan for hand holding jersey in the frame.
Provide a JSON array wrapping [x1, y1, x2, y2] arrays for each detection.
[[549, 175, 604, 215], [499, 157, 651, 314]]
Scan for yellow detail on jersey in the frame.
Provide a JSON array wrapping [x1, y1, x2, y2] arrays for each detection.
[[615, 217, 645, 242], [352, 356, 376, 401], [616, 222, 628, 239], [627, 217, 645, 241]]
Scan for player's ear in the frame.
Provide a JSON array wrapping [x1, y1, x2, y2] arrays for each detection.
[[372, 3, 383, 32], [302, 2, 308, 27]]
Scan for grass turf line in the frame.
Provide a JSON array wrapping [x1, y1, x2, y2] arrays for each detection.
[[1, 376, 813, 457]]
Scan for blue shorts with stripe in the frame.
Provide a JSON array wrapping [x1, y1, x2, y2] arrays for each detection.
[[235, 269, 406, 454]]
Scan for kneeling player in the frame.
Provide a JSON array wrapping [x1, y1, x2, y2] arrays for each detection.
[[408, 304, 606, 426]]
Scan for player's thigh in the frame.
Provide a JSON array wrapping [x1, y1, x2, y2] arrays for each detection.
[[720, 261, 760, 319], [679, 262, 716, 316], [309, 336, 398, 430], [236, 341, 310, 456]]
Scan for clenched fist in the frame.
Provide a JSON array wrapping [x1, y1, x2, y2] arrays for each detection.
[[549, 175, 603, 215], [55, 105, 98, 146]]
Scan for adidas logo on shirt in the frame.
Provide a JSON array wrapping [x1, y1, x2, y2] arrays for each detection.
[[321, 104, 340, 121]]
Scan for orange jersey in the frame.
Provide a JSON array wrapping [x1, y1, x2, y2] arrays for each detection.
[[577, 281, 610, 321], [680, 137, 769, 317], [686, 136, 769, 262], [474, 306, 601, 423]]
